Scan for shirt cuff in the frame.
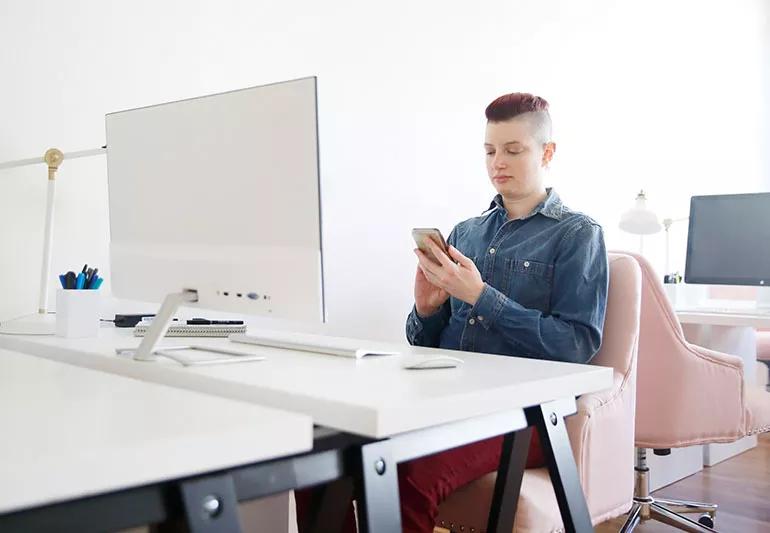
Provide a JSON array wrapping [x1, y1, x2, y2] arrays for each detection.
[[469, 284, 507, 329], [410, 304, 445, 328]]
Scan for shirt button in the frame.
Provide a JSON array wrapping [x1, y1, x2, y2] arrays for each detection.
[[468, 318, 476, 325], [489, 248, 496, 254], [524, 261, 530, 268]]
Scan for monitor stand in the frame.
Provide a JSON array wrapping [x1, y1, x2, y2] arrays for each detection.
[[115, 289, 260, 364]]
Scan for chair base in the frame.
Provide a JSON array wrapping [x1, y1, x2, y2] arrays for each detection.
[[620, 497, 717, 532], [620, 448, 719, 532]]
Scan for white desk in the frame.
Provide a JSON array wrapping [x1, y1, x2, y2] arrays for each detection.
[[0, 348, 312, 531], [0, 328, 610, 438], [677, 310, 770, 329], [0, 327, 612, 533]]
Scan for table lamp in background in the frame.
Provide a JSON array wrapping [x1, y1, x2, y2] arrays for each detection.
[[0, 147, 105, 335], [618, 190, 662, 254]]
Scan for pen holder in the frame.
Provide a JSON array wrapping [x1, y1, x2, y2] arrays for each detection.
[[56, 289, 101, 338]]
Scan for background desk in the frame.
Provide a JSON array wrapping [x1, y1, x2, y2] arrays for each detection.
[[0, 348, 313, 532], [0, 327, 612, 532]]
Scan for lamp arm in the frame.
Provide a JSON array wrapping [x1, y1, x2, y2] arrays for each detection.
[[662, 216, 689, 275], [0, 147, 105, 172]]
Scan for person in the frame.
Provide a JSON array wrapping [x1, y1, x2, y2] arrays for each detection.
[[297, 92, 608, 533], [399, 92, 609, 532]]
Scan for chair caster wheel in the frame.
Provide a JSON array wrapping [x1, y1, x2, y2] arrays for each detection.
[[698, 513, 715, 528]]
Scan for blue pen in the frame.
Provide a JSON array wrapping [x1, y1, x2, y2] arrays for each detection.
[[59, 274, 67, 289], [75, 272, 86, 290], [92, 277, 104, 290]]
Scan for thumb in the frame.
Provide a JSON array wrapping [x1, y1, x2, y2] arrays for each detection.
[[448, 245, 473, 268]]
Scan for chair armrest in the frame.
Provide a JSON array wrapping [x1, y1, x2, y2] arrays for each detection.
[[566, 370, 636, 521], [636, 342, 746, 448], [690, 344, 744, 370]]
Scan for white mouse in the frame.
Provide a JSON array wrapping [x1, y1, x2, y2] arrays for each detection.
[[402, 355, 464, 370]]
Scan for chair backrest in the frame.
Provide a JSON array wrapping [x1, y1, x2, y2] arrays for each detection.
[[591, 253, 642, 379]]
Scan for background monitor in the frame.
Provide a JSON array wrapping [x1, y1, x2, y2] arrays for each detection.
[[684, 192, 770, 287], [106, 76, 325, 323]]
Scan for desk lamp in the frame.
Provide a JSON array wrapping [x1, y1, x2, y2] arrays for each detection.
[[0, 147, 105, 334], [618, 190, 662, 254]]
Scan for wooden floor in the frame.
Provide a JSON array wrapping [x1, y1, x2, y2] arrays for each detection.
[[596, 435, 770, 533]]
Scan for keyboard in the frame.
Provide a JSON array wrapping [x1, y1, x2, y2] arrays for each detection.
[[229, 331, 401, 359]]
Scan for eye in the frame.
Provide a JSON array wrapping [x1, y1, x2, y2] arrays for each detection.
[[485, 151, 494, 156], [507, 149, 523, 155]]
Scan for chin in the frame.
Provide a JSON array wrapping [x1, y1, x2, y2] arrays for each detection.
[[491, 182, 520, 197]]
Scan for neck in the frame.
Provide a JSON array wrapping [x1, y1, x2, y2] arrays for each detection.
[[502, 188, 548, 220]]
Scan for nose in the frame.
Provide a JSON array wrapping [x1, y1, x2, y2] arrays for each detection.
[[491, 154, 506, 170]]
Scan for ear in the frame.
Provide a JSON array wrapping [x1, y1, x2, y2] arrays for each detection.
[[541, 142, 556, 167]]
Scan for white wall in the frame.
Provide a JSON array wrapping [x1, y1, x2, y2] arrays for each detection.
[[1, 0, 768, 342]]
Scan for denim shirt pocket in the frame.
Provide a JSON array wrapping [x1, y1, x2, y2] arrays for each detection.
[[505, 258, 554, 314]]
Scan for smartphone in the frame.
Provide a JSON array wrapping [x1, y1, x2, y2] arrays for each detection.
[[412, 227, 449, 263]]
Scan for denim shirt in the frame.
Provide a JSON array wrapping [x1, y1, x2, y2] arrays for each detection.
[[405, 188, 608, 364]]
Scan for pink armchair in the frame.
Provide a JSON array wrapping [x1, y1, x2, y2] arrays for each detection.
[[620, 251, 770, 532], [435, 252, 642, 532]]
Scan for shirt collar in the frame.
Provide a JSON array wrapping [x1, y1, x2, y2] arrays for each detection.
[[486, 188, 565, 221]]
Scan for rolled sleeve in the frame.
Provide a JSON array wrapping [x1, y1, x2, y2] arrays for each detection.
[[405, 303, 450, 347], [469, 283, 515, 330]]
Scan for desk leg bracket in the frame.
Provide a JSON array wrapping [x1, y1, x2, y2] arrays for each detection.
[[179, 473, 242, 533], [356, 441, 402, 533]]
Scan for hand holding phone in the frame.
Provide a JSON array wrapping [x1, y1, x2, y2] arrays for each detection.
[[411, 227, 449, 264], [411, 227, 451, 316], [411, 227, 485, 311]]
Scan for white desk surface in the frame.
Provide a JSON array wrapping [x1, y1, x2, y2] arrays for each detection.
[[0, 348, 312, 515], [0, 327, 612, 439], [677, 312, 770, 328]]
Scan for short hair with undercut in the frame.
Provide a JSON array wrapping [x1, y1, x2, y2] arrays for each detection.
[[485, 92, 552, 144]]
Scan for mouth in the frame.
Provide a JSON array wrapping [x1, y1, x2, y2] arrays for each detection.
[[492, 175, 513, 183]]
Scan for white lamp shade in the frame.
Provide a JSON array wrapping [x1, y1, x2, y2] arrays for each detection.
[[618, 194, 662, 235]]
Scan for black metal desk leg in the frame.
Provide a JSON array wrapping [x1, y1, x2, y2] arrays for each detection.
[[487, 427, 532, 533], [526, 403, 593, 533], [307, 478, 355, 533], [355, 441, 402, 533], [179, 473, 242, 533]]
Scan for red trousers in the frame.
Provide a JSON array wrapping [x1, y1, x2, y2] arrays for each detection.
[[296, 431, 544, 533]]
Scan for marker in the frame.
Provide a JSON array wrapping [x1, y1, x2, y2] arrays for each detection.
[[75, 272, 86, 290], [87, 268, 99, 288]]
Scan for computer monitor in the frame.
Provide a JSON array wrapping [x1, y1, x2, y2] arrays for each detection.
[[685, 193, 770, 289], [106, 77, 324, 360]]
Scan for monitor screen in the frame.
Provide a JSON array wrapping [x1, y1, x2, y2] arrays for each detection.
[[684, 193, 770, 286], [106, 77, 325, 322]]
